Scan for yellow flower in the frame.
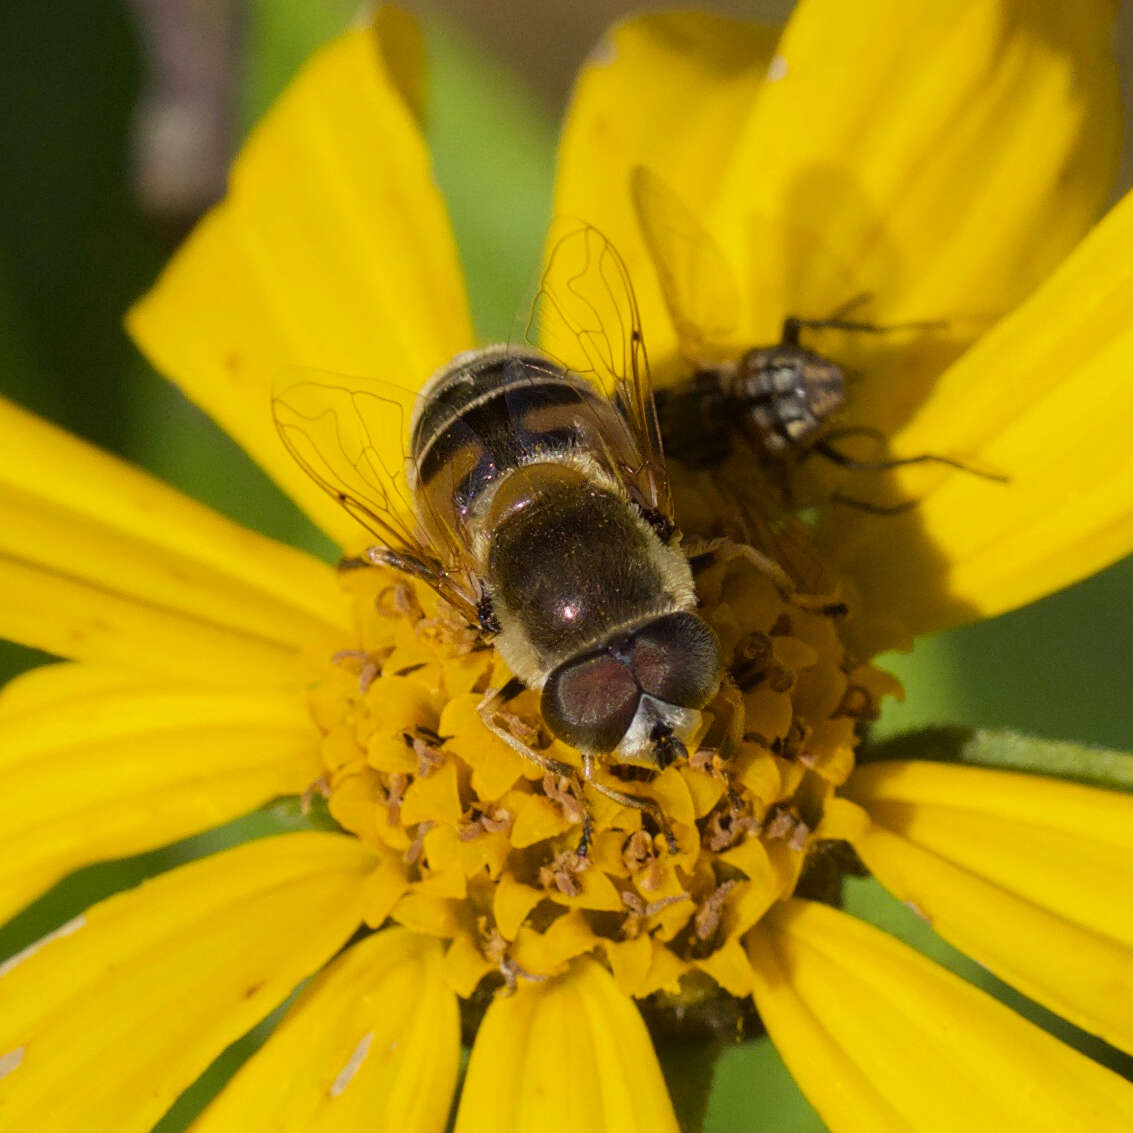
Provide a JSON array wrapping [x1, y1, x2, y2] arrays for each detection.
[[0, 4, 1131, 1132]]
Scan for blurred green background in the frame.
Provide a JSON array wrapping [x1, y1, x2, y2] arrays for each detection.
[[0, 2, 1130, 1130]]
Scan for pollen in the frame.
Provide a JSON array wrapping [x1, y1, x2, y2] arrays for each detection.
[[309, 536, 897, 1005]]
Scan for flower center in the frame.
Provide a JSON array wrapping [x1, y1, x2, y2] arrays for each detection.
[[306, 494, 897, 1002]]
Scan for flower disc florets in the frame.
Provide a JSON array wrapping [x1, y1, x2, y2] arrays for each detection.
[[309, 524, 896, 1005]]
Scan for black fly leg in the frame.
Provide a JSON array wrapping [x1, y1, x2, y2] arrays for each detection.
[[829, 491, 919, 516], [814, 432, 923, 513], [782, 310, 946, 346], [814, 428, 1008, 482]]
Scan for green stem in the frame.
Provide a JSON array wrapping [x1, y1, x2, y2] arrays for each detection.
[[860, 725, 1133, 792], [654, 1038, 726, 1133]]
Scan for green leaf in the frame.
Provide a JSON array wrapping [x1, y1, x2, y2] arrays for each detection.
[[426, 19, 556, 341], [861, 725, 1133, 792], [875, 555, 1133, 753], [706, 1038, 823, 1133], [654, 1038, 723, 1133], [241, 0, 356, 131]]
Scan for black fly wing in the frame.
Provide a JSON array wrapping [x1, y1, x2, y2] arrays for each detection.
[[529, 221, 673, 520], [631, 165, 742, 369], [271, 367, 482, 623]]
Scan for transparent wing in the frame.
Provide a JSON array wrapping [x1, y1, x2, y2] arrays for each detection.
[[529, 220, 672, 518], [271, 367, 482, 621], [631, 165, 741, 367], [680, 459, 840, 599]]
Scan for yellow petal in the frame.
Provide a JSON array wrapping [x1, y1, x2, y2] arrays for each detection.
[[441, 706, 528, 800], [359, 852, 409, 928], [444, 931, 495, 998], [510, 792, 574, 848], [194, 928, 459, 1133], [494, 872, 544, 940], [554, 12, 776, 372], [0, 662, 322, 922], [843, 761, 1133, 1054], [0, 833, 376, 1133], [455, 957, 679, 1133], [399, 757, 463, 827], [0, 396, 346, 681], [713, 0, 1119, 434], [637, 940, 687, 998], [391, 893, 461, 938], [750, 899, 1133, 1132], [825, 184, 1133, 636], [0, 554, 318, 687], [547, 863, 624, 913], [0, 396, 343, 626], [695, 936, 754, 997], [127, 16, 472, 546], [510, 910, 600, 978], [599, 935, 654, 996]]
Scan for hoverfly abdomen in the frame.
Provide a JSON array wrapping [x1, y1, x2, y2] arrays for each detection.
[[410, 346, 641, 548]]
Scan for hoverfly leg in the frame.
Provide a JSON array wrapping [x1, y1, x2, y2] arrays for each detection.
[[489, 675, 526, 705], [476, 591, 501, 637], [636, 502, 677, 544], [581, 754, 680, 855], [477, 681, 585, 779], [650, 725, 686, 771], [338, 545, 442, 582], [365, 545, 444, 578], [685, 536, 794, 593], [575, 809, 594, 859]]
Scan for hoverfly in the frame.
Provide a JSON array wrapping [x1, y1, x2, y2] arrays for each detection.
[[633, 166, 1004, 511], [273, 226, 730, 852]]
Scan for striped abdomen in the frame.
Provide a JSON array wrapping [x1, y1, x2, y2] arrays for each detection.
[[409, 346, 640, 556]]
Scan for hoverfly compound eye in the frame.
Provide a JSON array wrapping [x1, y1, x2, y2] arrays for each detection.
[[541, 613, 722, 755], [629, 613, 722, 709], [541, 653, 640, 754]]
